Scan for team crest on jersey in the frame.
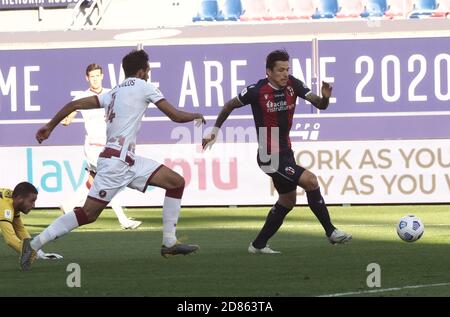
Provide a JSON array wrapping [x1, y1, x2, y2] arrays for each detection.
[[264, 94, 269, 100], [4, 209, 12, 219], [99, 190, 107, 198], [287, 86, 294, 96], [285, 166, 295, 176]]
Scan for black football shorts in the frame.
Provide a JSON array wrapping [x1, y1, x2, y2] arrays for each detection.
[[257, 149, 305, 194]]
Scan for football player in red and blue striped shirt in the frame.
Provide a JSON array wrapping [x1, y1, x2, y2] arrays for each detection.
[[203, 49, 352, 254]]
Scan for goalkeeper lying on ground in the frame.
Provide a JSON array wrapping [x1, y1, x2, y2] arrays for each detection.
[[0, 182, 63, 260]]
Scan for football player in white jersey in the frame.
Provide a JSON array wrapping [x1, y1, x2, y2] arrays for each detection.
[[23, 50, 205, 270], [60, 64, 141, 230]]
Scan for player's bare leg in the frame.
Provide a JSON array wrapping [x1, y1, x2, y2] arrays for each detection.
[[147, 165, 199, 257], [85, 173, 141, 229], [21, 197, 107, 271]]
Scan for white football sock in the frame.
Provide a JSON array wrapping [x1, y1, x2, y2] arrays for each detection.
[[162, 196, 181, 247], [110, 195, 129, 225], [30, 211, 80, 251]]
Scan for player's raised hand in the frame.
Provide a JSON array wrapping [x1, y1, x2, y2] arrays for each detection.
[[202, 127, 219, 150], [36, 125, 52, 144], [202, 134, 216, 150], [321, 81, 333, 98], [193, 113, 206, 127]]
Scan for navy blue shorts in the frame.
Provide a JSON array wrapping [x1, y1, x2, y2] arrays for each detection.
[[257, 149, 305, 194]]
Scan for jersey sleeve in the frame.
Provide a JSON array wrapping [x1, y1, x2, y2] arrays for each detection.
[[0, 220, 23, 254], [290, 75, 312, 99], [236, 84, 258, 106], [97, 92, 111, 109], [13, 216, 31, 241], [144, 82, 165, 105], [0, 203, 14, 224]]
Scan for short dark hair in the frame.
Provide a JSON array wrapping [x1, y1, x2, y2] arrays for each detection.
[[86, 63, 102, 76], [266, 49, 290, 70], [12, 182, 38, 198], [122, 50, 149, 77]]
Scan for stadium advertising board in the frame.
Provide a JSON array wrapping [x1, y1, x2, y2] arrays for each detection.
[[0, 139, 449, 206], [1, 38, 449, 205], [1, 38, 449, 146]]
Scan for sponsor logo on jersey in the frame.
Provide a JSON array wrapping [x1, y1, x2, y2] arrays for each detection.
[[99, 190, 107, 198], [266, 100, 294, 113]]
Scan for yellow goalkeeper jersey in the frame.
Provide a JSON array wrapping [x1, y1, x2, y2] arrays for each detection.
[[0, 188, 31, 254]]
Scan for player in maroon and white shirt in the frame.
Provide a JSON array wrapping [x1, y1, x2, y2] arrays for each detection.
[[22, 50, 204, 270], [60, 64, 141, 230]]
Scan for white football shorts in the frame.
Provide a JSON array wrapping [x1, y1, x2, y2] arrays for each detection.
[[88, 155, 162, 203]]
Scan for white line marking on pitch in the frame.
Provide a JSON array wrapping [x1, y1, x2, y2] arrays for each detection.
[[318, 282, 450, 297]]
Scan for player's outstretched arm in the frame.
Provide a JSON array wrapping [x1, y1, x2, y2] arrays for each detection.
[[202, 97, 242, 150], [36, 96, 100, 144], [306, 81, 332, 110], [155, 99, 205, 124], [0, 221, 24, 254]]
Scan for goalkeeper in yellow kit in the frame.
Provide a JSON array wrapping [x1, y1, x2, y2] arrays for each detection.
[[0, 182, 63, 261]]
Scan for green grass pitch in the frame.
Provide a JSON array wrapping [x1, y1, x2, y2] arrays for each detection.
[[1, 205, 450, 297]]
